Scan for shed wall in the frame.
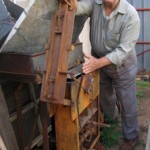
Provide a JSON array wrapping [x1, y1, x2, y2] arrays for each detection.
[[127, 0, 150, 72]]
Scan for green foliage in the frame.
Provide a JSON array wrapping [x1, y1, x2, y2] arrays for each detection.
[[136, 81, 150, 100], [100, 123, 122, 148], [136, 81, 150, 88], [136, 91, 144, 98]]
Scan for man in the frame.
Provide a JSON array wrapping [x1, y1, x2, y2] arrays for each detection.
[[76, 0, 140, 149]]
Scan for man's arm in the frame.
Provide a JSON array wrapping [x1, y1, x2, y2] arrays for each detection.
[[76, 0, 93, 16], [83, 9, 140, 74], [105, 10, 140, 66]]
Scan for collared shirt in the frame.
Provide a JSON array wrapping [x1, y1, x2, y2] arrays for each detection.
[[77, 0, 140, 66]]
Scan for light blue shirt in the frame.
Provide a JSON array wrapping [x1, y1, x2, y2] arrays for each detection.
[[77, 0, 140, 66]]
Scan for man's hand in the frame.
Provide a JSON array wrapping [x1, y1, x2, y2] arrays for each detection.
[[82, 53, 112, 74], [59, 0, 78, 11], [83, 53, 99, 74]]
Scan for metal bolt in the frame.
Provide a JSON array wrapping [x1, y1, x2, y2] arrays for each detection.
[[47, 94, 51, 99]]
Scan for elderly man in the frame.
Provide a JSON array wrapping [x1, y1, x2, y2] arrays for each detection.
[[77, 0, 140, 149]]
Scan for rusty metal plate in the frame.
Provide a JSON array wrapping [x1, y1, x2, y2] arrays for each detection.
[[0, 52, 45, 83], [71, 70, 100, 120], [41, 0, 77, 104]]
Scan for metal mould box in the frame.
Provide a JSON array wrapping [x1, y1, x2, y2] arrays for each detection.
[[0, 43, 83, 83]]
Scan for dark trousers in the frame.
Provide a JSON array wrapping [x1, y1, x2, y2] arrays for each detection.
[[100, 59, 139, 140]]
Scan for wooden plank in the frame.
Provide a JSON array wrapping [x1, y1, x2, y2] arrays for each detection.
[[55, 105, 79, 150]]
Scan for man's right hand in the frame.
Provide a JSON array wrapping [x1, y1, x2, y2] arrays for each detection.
[[74, 0, 78, 11], [59, 0, 78, 11]]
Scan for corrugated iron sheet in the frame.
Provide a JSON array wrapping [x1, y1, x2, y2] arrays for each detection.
[[127, 0, 150, 72]]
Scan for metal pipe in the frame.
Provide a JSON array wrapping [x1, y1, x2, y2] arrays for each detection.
[[80, 128, 95, 144], [88, 121, 110, 128], [137, 48, 150, 57], [137, 41, 150, 44], [137, 8, 150, 11], [10, 102, 38, 122]]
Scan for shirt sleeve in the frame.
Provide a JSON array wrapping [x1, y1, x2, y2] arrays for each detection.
[[76, 0, 93, 16], [106, 10, 140, 66]]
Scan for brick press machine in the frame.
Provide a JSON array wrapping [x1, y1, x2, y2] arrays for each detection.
[[0, 0, 104, 149]]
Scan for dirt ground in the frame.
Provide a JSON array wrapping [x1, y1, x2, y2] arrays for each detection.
[[104, 77, 150, 150]]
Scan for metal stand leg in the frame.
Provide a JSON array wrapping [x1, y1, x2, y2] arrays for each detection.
[[14, 83, 24, 150], [39, 101, 50, 150]]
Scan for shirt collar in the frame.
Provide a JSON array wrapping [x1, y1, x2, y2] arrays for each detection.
[[95, 0, 127, 15], [95, 0, 102, 5], [115, 0, 127, 14]]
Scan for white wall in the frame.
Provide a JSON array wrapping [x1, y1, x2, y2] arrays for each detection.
[[79, 18, 91, 54], [11, 0, 31, 8]]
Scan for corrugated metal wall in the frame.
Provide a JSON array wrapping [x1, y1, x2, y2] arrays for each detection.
[[127, 0, 150, 72]]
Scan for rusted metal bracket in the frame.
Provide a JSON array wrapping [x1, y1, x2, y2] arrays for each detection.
[[41, 0, 77, 104]]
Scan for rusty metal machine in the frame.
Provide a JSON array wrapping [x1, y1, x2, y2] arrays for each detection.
[[40, 0, 101, 149], [0, 0, 103, 149]]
